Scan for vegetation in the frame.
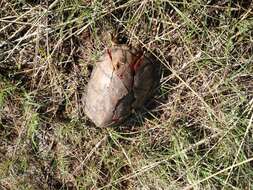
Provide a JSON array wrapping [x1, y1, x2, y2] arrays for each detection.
[[0, 0, 252, 189]]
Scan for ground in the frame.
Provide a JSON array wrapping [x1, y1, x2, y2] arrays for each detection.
[[0, 0, 253, 189]]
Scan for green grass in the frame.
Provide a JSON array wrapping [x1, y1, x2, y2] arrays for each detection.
[[1, 0, 253, 189]]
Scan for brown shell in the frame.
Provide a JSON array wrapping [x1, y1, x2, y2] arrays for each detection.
[[85, 45, 159, 127]]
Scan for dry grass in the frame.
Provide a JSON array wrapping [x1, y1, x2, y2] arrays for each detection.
[[0, 0, 253, 189]]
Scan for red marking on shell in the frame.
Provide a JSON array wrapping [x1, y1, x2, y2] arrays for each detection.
[[129, 62, 135, 74], [134, 55, 144, 71], [129, 53, 144, 74], [112, 117, 119, 122], [107, 49, 112, 61], [119, 73, 124, 79]]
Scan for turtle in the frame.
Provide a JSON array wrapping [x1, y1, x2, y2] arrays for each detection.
[[84, 44, 160, 127]]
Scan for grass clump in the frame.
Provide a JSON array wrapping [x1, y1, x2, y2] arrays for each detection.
[[0, 0, 253, 189]]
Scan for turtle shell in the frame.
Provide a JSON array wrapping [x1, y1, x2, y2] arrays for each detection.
[[85, 45, 159, 127]]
